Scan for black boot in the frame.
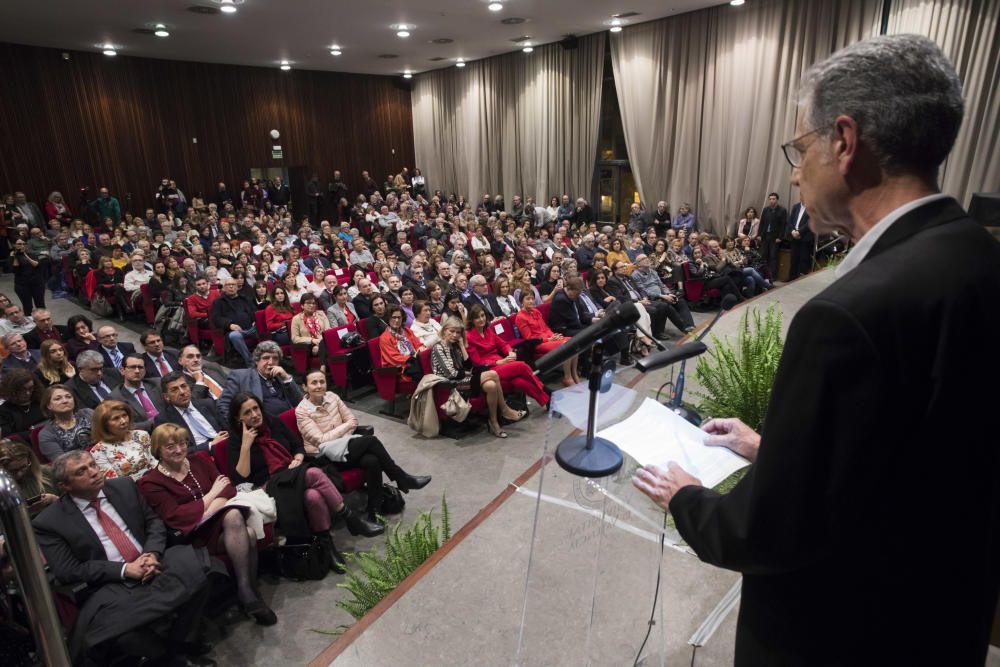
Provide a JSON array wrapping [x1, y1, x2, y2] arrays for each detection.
[[341, 505, 385, 537], [367, 491, 386, 524], [315, 532, 346, 573], [395, 473, 432, 493]]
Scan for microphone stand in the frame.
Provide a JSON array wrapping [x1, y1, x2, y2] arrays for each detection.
[[668, 297, 736, 425], [554, 343, 623, 478]]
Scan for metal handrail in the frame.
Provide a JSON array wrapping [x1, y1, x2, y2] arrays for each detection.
[[0, 469, 71, 666]]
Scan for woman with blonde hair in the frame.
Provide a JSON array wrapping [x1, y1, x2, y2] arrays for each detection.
[[89, 400, 155, 480], [36, 339, 76, 386], [0, 440, 58, 515], [431, 317, 526, 438]]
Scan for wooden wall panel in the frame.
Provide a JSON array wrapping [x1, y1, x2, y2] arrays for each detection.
[[0, 43, 415, 215]]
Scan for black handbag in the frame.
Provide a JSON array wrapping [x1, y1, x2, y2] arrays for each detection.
[[381, 483, 406, 515], [278, 537, 329, 581]]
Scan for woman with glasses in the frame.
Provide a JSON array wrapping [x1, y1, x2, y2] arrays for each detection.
[[377, 305, 425, 381], [139, 423, 277, 625]]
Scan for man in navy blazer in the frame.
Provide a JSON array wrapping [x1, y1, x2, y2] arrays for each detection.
[[633, 35, 1000, 666], [155, 372, 226, 453], [139, 330, 180, 378], [33, 451, 215, 664], [462, 274, 502, 322], [784, 201, 813, 280], [95, 325, 136, 372]]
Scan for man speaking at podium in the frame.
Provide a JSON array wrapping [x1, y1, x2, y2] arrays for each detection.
[[633, 35, 1000, 665]]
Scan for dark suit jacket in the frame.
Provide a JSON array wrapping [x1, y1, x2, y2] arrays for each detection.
[[33, 477, 167, 589], [24, 325, 67, 351], [1, 349, 39, 372], [142, 351, 180, 379], [784, 202, 814, 243], [183, 365, 228, 401], [669, 198, 1000, 665], [109, 381, 166, 433], [759, 204, 788, 241], [217, 368, 303, 423], [98, 342, 137, 370], [66, 372, 122, 410], [463, 292, 502, 321], [548, 291, 591, 337], [154, 399, 223, 453]]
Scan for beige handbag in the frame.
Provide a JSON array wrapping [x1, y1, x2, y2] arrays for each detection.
[[441, 388, 472, 422]]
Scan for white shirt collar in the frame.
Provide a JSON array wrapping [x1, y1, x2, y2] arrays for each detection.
[[71, 490, 107, 511], [835, 193, 950, 279]]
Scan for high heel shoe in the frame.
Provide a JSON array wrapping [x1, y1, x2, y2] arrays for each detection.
[[243, 598, 278, 626], [396, 473, 432, 493], [341, 505, 385, 537], [489, 423, 509, 438], [504, 409, 527, 422]]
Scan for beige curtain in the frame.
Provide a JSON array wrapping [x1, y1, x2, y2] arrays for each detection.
[[412, 33, 605, 207], [886, 0, 1000, 206], [611, 0, 882, 236]]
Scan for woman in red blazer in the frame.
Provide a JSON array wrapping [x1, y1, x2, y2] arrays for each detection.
[[264, 284, 295, 345], [466, 304, 549, 407], [514, 291, 579, 387]]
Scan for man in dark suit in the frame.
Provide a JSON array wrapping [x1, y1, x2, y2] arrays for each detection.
[[758, 192, 787, 279], [139, 329, 179, 379], [156, 371, 226, 453], [109, 354, 166, 433], [211, 278, 257, 366], [0, 332, 39, 372], [67, 349, 121, 410], [217, 341, 303, 422], [784, 201, 814, 280], [33, 451, 216, 665], [95, 325, 136, 372], [23, 308, 65, 350], [549, 277, 630, 365], [463, 274, 501, 322], [633, 35, 1000, 666], [177, 344, 228, 401]]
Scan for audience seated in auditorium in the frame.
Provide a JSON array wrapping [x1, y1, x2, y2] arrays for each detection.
[[37, 385, 94, 462]]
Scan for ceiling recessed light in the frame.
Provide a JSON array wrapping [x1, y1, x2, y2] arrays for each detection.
[[488, 2, 503, 11], [610, 26, 622, 33], [456, 58, 466, 67], [397, 30, 410, 38], [522, 45, 534, 53], [730, 0, 745, 5], [403, 71, 413, 79], [219, 0, 238, 13], [154, 24, 170, 37], [330, 46, 342, 56], [103, 48, 117, 57], [280, 60, 291, 71], [395, 24, 411, 38]]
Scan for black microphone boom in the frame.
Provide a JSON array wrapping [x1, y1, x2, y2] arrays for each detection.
[[534, 301, 640, 374], [695, 294, 739, 342], [633, 341, 707, 373]]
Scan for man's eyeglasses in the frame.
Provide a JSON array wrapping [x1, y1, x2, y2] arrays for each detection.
[[781, 127, 823, 168], [124, 364, 145, 370]]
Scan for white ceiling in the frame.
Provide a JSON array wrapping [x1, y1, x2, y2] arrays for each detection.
[[0, 0, 725, 76]]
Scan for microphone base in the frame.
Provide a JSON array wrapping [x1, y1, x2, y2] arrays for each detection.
[[668, 403, 702, 427], [555, 435, 624, 478]]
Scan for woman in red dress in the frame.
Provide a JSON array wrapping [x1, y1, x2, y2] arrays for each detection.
[[514, 291, 580, 387], [138, 423, 277, 625], [465, 304, 549, 407]]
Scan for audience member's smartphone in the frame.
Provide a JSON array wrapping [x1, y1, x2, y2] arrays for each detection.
[[26, 495, 42, 506]]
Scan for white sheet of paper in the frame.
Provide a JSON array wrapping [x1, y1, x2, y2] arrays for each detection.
[[598, 397, 749, 488]]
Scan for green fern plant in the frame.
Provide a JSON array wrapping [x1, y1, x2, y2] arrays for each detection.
[[334, 494, 452, 622], [692, 304, 784, 432]]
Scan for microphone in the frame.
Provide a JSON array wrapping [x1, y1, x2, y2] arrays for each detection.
[[535, 301, 640, 374], [633, 341, 707, 373]]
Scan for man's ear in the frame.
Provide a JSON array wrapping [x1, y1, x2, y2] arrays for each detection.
[[832, 114, 860, 176]]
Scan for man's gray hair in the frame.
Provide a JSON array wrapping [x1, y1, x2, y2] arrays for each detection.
[[76, 350, 104, 368], [52, 450, 92, 486], [799, 34, 963, 178], [2, 333, 22, 347], [252, 341, 284, 362]]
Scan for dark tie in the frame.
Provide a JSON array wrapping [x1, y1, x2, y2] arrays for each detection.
[[94, 383, 110, 399], [89, 498, 141, 562]]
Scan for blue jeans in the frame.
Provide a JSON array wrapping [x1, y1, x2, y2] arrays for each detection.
[[740, 267, 767, 293], [227, 325, 257, 364]]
